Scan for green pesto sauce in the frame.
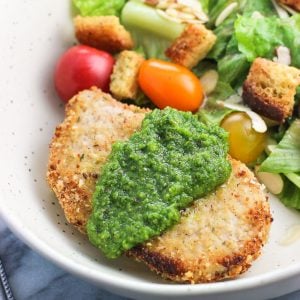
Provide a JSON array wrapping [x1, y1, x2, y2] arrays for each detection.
[[87, 108, 231, 258]]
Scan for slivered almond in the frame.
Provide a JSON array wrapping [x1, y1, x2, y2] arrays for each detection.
[[278, 3, 298, 15], [255, 167, 284, 195], [271, 0, 290, 18], [215, 2, 238, 27], [153, 0, 208, 24], [156, 9, 182, 23], [275, 46, 291, 66], [200, 70, 219, 95]]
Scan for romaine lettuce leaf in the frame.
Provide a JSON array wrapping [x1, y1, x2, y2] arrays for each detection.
[[235, 14, 300, 67], [260, 120, 300, 173], [285, 173, 300, 189], [208, 0, 276, 60], [192, 60, 217, 77], [198, 106, 232, 125], [73, 0, 127, 16], [217, 36, 250, 86], [207, 80, 236, 102], [242, 0, 276, 17], [197, 81, 235, 124], [199, 0, 209, 13], [278, 176, 300, 210], [208, 14, 237, 60]]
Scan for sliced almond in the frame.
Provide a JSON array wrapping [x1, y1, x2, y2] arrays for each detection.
[[156, 9, 182, 23], [177, 11, 196, 20], [271, 0, 289, 18], [275, 46, 291, 66], [200, 70, 219, 95], [166, 7, 180, 17], [154, 0, 209, 24], [278, 3, 298, 15], [215, 2, 238, 27], [255, 167, 284, 195]]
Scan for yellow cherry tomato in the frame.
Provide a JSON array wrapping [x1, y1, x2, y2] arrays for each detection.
[[138, 59, 204, 111], [221, 112, 267, 164]]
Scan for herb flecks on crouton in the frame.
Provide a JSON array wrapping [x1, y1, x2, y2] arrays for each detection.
[[278, 0, 300, 11], [110, 51, 145, 100], [165, 24, 216, 69], [243, 58, 300, 123], [74, 16, 134, 53]]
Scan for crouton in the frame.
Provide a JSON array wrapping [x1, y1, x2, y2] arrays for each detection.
[[165, 24, 216, 69], [110, 51, 144, 100], [278, 0, 300, 11], [74, 16, 134, 53], [243, 58, 300, 123]]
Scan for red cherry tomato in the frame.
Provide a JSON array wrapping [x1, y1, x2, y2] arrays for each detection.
[[138, 59, 204, 111], [54, 45, 115, 102]]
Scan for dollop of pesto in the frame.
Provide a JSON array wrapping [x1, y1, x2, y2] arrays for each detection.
[[87, 108, 231, 258]]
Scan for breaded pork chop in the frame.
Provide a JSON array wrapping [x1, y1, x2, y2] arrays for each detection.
[[129, 158, 272, 283], [47, 88, 271, 282], [47, 88, 149, 232]]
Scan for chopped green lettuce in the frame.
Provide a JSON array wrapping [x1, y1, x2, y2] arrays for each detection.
[[235, 14, 300, 67], [192, 60, 217, 77], [197, 81, 235, 125], [73, 0, 127, 16], [207, 81, 235, 102], [242, 0, 276, 16], [260, 120, 300, 173], [278, 177, 300, 210], [199, 0, 209, 13], [198, 106, 232, 125], [285, 173, 300, 189], [218, 36, 250, 86], [208, 14, 237, 60]]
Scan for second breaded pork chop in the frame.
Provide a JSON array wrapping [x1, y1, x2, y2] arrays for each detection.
[[129, 158, 272, 283], [47, 88, 271, 282], [47, 88, 149, 232]]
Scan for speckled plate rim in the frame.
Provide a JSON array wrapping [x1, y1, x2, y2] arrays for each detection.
[[1, 0, 300, 298], [1, 206, 300, 298]]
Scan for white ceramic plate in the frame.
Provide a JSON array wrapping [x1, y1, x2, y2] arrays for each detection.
[[1, 1, 300, 299]]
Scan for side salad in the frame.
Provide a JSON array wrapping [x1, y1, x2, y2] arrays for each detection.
[[57, 0, 300, 210]]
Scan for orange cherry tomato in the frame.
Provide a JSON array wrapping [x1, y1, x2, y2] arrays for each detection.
[[138, 59, 204, 111]]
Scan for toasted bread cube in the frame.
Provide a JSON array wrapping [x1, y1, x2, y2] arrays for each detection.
[[110, 51, 145, 100], [74, 16, 134, 53], [243, 58, 300, 123], [278, 0, 300, 11], [165, 24, 216, 69]]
